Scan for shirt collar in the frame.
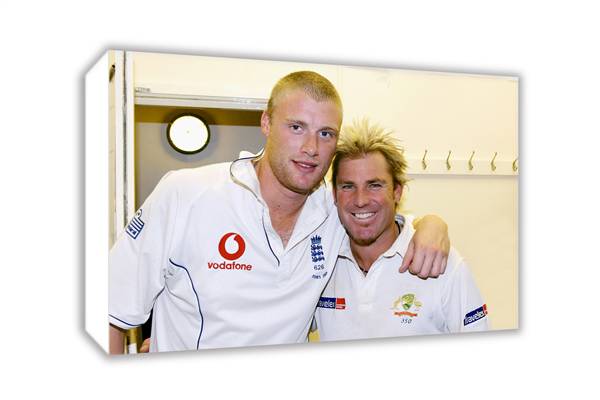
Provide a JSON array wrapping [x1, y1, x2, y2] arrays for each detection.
[[229, 150, 333, 216], [229, 150, 264, 202]]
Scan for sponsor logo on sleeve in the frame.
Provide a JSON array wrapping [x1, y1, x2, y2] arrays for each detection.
[[464, 304, 488, 326], [126, 209, 145, 239], [317, 296, 346, 310], [207, 232, 253, 271]]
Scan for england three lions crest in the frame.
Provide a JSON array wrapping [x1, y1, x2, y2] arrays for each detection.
[[310, 235, 327, 279]]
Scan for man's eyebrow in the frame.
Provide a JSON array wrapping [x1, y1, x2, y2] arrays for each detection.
[[321, 125, 339, 134], [285, 119, 338, 133], [285, 119, 307, 127], [367, 178, 386, 184]]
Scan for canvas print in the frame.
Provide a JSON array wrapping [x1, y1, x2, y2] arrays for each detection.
[[85, 50, 518, 354]]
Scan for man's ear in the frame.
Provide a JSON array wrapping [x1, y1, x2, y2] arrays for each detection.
[[332, 184, 338, 204], [394, 183, 403, 203], [260, 111, 271, 137]]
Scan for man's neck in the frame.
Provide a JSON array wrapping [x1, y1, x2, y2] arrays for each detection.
[[255, 159, 308, 247], [350, 221, 400, 273]]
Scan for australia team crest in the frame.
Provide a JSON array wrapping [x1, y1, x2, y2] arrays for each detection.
[[391, 293, 422, 323]]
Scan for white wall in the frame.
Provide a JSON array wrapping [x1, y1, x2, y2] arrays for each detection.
[[403, 176, 518, 329], [133, 51, 341, 100]]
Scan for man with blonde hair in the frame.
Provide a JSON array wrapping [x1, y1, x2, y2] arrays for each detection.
[[314, 119, 488, 341], [109, 72, 451, 353]]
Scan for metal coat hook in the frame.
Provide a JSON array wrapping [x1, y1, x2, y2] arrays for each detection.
[[513, 157, 518, 172], [491, 152, 498, 171], [109, 63, 116, 82], [446, 150, 452, 170], [468, 151, 475, 171], [421, 149, 428, 170]]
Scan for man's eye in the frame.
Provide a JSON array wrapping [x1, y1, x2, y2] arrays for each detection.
[[319, 131, 334, 138], [369, 183, 383, 189], [340, 184, 353, 190], [290, 124, 302, 131]]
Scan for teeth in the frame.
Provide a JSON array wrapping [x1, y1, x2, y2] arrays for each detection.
[[353, 212, 375, 219]]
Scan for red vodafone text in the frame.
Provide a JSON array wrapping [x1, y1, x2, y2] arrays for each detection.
[[208, 232, 253, 271], [207, 261, 253, 271]]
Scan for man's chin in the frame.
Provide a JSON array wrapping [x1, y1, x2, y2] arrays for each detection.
[[287, 184, 316, 195], [345, 229, 376, 246], [352, 238, 376, 246], [293, 168, 326, 188], [288, 178, 323, 194]]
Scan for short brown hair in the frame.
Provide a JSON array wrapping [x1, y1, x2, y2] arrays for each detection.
[[332, 119, 408, 188], [266, 71, 343, 118]]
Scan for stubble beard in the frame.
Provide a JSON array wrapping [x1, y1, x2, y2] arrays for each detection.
[[269, 155, 322, 196], [345, 228, 378, 247]]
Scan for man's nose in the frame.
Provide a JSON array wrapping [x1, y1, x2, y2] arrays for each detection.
[[354, 188, 369, 207], [301, 132, 318, 157]]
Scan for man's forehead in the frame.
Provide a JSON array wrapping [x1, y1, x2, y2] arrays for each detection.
[[271, 95, 341, 132], [337, 153, 394, 180]]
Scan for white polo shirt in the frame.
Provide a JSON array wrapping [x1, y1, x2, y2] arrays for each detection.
[[314, 215, 488, 341], [109, 153, 344, 351]]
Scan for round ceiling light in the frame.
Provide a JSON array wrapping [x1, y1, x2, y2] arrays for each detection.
[[167, 114, 210, 154]]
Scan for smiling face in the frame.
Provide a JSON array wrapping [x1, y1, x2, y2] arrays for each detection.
[[334, 151, 402, 248], [261, 88, 342, 195]]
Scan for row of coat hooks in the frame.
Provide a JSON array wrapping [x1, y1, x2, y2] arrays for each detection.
[[420, 150, 519, 172]]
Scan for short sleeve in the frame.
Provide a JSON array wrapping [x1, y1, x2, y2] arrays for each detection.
[[441, 250, 489, 333], [108, 171, 178, 329]]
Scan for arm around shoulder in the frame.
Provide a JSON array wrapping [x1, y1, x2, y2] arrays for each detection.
[[400, 214, 450, 278]]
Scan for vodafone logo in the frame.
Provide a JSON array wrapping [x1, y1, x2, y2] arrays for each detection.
[[218, 232, 246, 260], [208, 233, 253, 271]]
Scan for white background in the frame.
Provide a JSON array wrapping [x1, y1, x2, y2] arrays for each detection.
[[2, 1, 598, 398]]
